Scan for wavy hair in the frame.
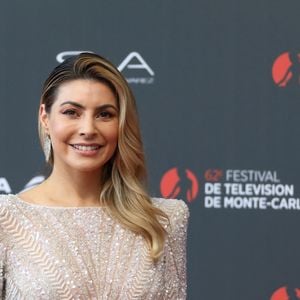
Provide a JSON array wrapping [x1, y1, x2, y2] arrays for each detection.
[[38, 52, 168, 260]]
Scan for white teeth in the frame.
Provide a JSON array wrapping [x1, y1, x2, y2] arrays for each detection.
[[72, 145, 100, 151]]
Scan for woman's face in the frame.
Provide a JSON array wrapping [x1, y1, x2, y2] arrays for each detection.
[[40, 79, 119, 174]]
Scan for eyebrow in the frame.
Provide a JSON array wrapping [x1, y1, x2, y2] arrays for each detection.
[[60, 101, 118, 111]]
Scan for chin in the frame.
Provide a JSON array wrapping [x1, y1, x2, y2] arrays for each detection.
[[71, 160, 110, 173], [55, 155, 113, 174], [73, 165, 103, 173]]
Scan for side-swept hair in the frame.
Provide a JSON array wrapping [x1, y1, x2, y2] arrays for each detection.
[[39, 53, 168, 260]]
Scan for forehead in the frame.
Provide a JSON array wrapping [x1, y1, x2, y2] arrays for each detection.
[[54, 79, 117, 107]]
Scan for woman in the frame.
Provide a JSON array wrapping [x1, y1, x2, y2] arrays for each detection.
[[0, 53, 189, 299]]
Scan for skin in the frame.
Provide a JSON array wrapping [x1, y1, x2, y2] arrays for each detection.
[[19, 79, 119, 207]]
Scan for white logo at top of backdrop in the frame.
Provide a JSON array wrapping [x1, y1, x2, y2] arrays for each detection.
[[0, 177, 12, 194], [56, 51, 155, 85], [0, 176, 46, 194]]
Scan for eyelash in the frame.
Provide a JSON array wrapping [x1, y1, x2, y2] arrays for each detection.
[[62, 109, 114, 119], [97, 111, 113, 119], [62, 109, 77, 116]]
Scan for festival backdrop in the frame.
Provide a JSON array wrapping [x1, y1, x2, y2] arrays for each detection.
[[0, 0, 299, 299]]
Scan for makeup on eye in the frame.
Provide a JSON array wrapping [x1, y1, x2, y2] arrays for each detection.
[[96, 105, 119, 118], [60, 105, 118, 119], [62, 109, 78, 116], [59, 101, 118, 112]]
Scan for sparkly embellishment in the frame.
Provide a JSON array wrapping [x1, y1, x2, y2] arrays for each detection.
[[0, 195, 189, 299]]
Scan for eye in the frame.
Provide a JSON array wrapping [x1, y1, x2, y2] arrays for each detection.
[[62, 109, 78, 117], [97, 111, 113, 119]]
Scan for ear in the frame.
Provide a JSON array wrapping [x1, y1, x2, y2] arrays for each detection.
[[39, 104, 50, 135]]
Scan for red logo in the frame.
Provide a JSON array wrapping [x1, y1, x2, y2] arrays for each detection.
[[271, 286, 300, 300], [204, 169, 223, 182], [272, 52, 300, 87], [160, 167, 199, 202]]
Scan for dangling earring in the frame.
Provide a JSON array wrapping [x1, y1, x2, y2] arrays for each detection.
[[43, 135, 52, 162]]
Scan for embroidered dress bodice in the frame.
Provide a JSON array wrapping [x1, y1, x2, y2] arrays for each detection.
[[0, 195, 189, 299]]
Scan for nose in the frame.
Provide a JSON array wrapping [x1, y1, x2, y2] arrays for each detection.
[[79, 116, 97, 138]]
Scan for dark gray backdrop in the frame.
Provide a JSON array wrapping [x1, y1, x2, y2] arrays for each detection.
[[0, 0, 300, 299]]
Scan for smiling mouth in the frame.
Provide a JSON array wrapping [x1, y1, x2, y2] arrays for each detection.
[[71, 144, 102, 151]]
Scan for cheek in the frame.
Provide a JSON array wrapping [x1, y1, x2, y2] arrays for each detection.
[[104, 123, 119, 144], [108, 128, 119, 143], [49, 121, 74, 142]]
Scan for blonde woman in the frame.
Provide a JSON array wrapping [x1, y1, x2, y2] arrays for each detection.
[[0, 53, 189, 299]]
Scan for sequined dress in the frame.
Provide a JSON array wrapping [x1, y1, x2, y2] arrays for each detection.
[[0, 195, 189, 299]]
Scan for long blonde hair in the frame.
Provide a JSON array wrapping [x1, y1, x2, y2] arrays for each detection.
[[38, 53, 168, 260]]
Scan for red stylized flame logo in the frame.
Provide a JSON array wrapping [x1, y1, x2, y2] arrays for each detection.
[[271, 286, 300, 300], [160, 167, 199, 202], [272, 52, 300, 87]]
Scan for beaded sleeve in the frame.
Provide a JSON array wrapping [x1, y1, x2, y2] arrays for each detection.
[[0, 202, 6, 298], [163, 200, 189, 299], [0, 246, 4, 298]]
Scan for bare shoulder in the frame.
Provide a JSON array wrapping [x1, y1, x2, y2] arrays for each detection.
[[151, 197, 190, 221]]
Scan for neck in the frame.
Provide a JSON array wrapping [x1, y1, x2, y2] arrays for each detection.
[[43, 165, 102, 207]]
